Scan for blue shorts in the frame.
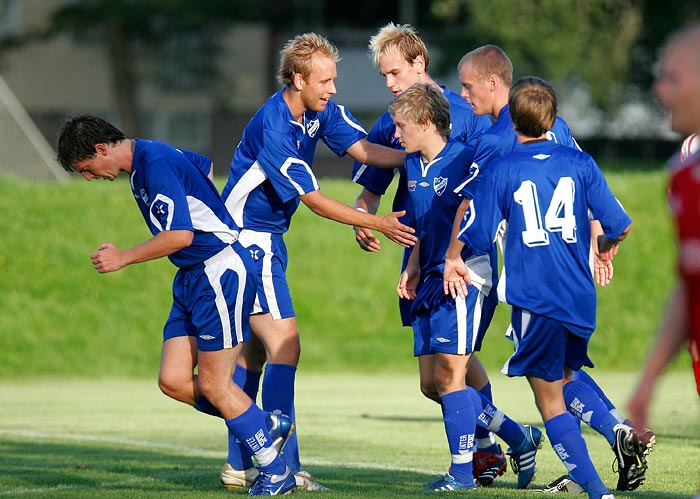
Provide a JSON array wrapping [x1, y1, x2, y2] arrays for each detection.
[[412, 276, 497, 356], [164, 243, 256, 351], [501, 307, 594, 381], [237, 230, 295, 319]]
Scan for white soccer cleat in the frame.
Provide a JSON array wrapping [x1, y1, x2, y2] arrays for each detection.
[[295, 470, 330, 491], [220, 463, 259, 489]]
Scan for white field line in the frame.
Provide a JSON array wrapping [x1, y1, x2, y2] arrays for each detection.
[[0, 428, 437, 496]]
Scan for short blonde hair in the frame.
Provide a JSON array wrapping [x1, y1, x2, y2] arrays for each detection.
[[368, 22, 430, 70], [277, 32, 340, 86], [508, 76, 557, 138], [389, 83, 451, 138], [457, 45, 512, 86]]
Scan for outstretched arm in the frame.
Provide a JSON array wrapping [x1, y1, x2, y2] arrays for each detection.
[[353, 188, 382, 252], [346, 139, 406, 168], [628, 283, 688, 430], [90, 230, 194, 273], [443, 198, 473, 298], [300, 189, 416, 248]]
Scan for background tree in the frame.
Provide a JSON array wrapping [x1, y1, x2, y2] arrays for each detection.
[[431, 0, 643, 114]]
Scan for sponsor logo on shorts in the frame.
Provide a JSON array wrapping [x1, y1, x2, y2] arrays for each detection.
[[199, 334, 215, 340], [435, 337, 450, 343]]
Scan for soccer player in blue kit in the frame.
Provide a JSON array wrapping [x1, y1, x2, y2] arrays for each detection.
[[219, 32, 417, 490], [351, 24, 516, 486], [56, 115, 297, 496], [393, 83, 544, 491], [446, 76, 633, 499], [447, 45, 654, 493]]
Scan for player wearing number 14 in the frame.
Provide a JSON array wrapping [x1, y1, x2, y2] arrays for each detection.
[[457, 76, 631, 499]]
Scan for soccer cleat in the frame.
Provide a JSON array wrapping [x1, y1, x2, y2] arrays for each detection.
[[248, 466, 297, 496], [612, 423, 648, 491], [294, 470, 330, 491], [507, 425, 544, 489], [221, 464, 259, 489], [423, 473, 476, 492], [601, 495, 615, 499], [266, 410, 295, 454], [472, 446, 507, 486], [637, 427, 657, 455], [534, 474, 585, 493]]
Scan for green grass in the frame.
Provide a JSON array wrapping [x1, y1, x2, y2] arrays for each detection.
[[0, 372, 698, 498], [0, 168, 683, 377]]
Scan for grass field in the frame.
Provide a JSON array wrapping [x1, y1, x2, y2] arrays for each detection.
[[0, 372, 698, 498], [0, 169, 683, 377]]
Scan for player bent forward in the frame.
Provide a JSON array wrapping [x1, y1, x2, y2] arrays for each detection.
[[57, 115, 296, 496]]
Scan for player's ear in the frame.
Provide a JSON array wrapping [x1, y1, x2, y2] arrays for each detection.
[[95, 143, 108, 156], [293, 73, 305, 90], [413, 55, 426, 73]]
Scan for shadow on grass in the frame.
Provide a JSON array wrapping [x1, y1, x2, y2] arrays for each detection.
[[0, 437, 693, 499]]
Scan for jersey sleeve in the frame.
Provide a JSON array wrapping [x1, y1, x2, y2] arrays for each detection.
[[583, 156, 632, 239], [144, 159, 194, 233], [258, 128, 320, 203], [179, 149, 213, 176], [320, 101, 367, 157], [351, 113, 399, 195], [457, 169, 503, 255]]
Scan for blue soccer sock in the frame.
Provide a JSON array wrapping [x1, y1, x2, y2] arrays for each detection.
[[467, 387, 526, 452], [234, 363, 263, 402], [262, 363, 300, 472], [563, 380, 618, 446], [225, 404, 286, 474], [193, 396, 221, 417], [227, 364, 262, 469], [473, 383, 500, 454], [545, 412, 609, 499], [441, 390, 475, 485], [572, 369, 626, 424]]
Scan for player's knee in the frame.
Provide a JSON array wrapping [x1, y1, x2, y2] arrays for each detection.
[[419, 380, 440, 402]]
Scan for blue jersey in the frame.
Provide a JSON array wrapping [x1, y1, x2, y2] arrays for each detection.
[[221, 89, 367, 234], [129, 139, 240, 268], [351, 85, 491, 212], [456, 104, 580, 200], [405, 139, 496, 292], [459, 140, 631, 337]]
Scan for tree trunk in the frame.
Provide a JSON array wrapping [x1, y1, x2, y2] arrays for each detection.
[[107, 20, 140, 137]]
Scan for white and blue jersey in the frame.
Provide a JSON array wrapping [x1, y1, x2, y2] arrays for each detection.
[[455, 104, 580, 200], [221, 89, 367, 234], [220, 90, 366, 319], [459, 140, 631, 338], [130, 139, 240, 267], [129, 139, 255, 351], [405, 140, 497, 356], [351, 85, 491, 208]]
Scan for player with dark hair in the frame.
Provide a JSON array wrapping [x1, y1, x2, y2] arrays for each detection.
[[629, 23, 700, 427], [219, 32, 417, 491], [449, 76, 633, 499], [392, 83, 543, 492], [57, 114, 296, 496]]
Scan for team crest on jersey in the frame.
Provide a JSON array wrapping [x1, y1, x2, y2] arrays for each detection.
[[408, 180, 417, 192], [140, 188, 149, 204], [433, 176, 448, 196], [306, 119, 320, 138]]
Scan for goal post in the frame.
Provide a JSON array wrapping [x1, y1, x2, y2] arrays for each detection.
[[0, 73, 69, 182]]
